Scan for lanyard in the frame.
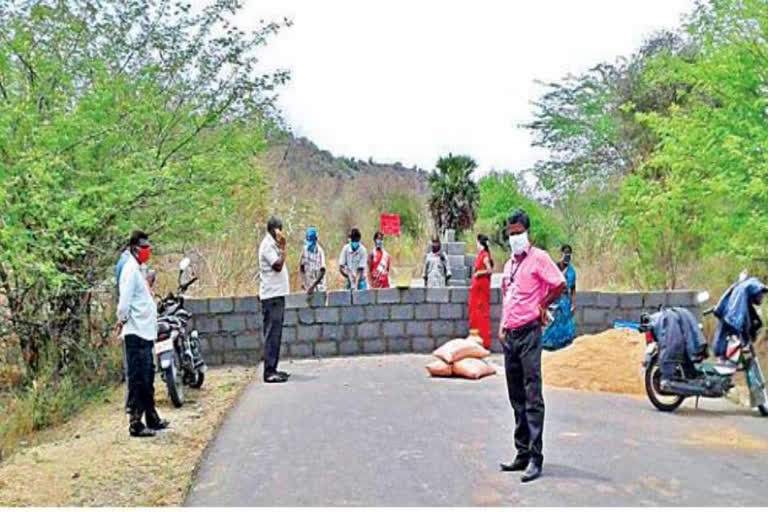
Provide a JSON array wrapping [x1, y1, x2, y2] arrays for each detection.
[[508, 252, 528, 284]]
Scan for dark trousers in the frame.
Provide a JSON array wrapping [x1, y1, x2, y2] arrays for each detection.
[[124, 334, 160, 426], [262, 296, 285, 378], [503, 321, 545, 464]]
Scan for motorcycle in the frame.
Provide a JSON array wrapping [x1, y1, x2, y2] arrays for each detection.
[[154, 257, 207, 408], [617, 271, 768, 416]]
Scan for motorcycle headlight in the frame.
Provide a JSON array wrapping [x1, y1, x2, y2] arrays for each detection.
[[191, 330, 199, 338]]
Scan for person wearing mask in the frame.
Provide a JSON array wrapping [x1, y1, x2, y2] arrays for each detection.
[[368, 231, 391, 289], [259, 216, 291, 383], [339, 228, 368, 290], [116, 230, 169, 437], [498, 210, 565, 483], [299, 226, 327, 294], [541, 244, 577, 351], [469, 234, 494, 349], [423, 236, 451, 288]]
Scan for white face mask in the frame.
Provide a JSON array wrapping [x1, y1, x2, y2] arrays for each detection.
[[509, 232, 529, 255]]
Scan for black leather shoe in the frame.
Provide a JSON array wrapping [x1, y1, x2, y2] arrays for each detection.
[[129, 424, 156, 438], [147, 419, 170, 431], [276, 370, 291, 379], [521, 460, 542, 483], [264, 373, 288, 383], [500, 458, 529, 472]]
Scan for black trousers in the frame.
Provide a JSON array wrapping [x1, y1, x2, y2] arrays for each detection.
[[124, 334, 159, 426], [503, 320, 545, 464], [262, 296, 285, 378]]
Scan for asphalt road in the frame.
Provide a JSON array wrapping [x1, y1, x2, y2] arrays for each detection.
[[187, 355, 768, 506]]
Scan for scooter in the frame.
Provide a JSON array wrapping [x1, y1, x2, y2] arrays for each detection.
[[616, 271, 768, 416]]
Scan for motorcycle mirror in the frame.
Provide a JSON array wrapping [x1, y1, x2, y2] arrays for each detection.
[[179, 257, 191, 272], [695, 291, 710, 304]]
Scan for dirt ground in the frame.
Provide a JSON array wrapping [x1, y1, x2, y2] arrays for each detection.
[[0, 366, 252, 506], [541, 329, 647, 395]]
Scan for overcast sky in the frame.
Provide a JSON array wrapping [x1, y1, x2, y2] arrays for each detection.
[[216, 0, 694, 174]]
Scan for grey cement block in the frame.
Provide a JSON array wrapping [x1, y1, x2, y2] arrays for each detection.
[[314, 341, 339, 357], [412, 337, 436, 353], [298, 325, 322, 342], [289, 343, 313, 357], [583, 308, 607, 325], [285, 293, 310, 309], [344, 325, 357, 339], [235, 334, 262, 350], [401, 288, 425, 304], [365, 305, 389, 321], [426, 288, 450, 303], [430, 320, 455, 337], [443, 242, 465, 255], [668, 291, 696, 307], [387, 338, 411, 353], [383, 321, 405, 338], [328, 291, 352, 307], [415, 304, 439, 320], [322, 324, 344, 341], [644, 292, 667, 308], [186, 299, 209, 315], [577, 292, 598, 307], [450, 288, 470, 303], [195, 315, 220, 334], [220, 314, 247, 333], [204, 351, 224, 366], [208, 335, 233, 352], [198, 337, 211, 355], [618, 293, 643, 309], [377, 288, 400, 304], [282, 327, 297, 343], [315, 307, 339, 324], [454, 321, 469, 338], [223, 350, 258, 365], [245, 314, 262, 331], [491, 304, 502, 321], [391, 305, 414, 320], [309, 292, 327, 308], [439, 304, 463, 320], [490, 288, 501, 304], [352, 290, 375, 305], [209, 297, 234, 314], [283, 310, 298, 327], [357, 322, 381, 339], [597, 293, 618, 308], [339, 340, 361, 355], [490, 338, 504, 354], [234, 297, 260, 313], [298, 308, 314, 325], [407, 321, 429, 336], [363, 339, 386, 354], [341, 306, 365, 324]]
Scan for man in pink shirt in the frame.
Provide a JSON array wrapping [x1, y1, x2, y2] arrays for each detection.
[[498, 209, 565, 483]]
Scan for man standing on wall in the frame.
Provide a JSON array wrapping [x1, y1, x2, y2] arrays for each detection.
[[498, 209, 565, 483], [258, 216, 291, 384], [116, 230, 169, 437]]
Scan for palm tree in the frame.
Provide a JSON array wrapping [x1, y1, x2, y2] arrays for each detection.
[[428, 154, 479, 235]]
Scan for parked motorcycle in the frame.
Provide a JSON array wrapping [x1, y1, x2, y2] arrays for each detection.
[[616, 271, 767, 416], [154, 257, 207, 407]]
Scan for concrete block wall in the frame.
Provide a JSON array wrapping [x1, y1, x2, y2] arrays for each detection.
[[185, 289, 702, 365]]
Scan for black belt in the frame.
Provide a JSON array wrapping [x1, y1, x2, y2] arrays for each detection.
[[508, 319, 540, 338]]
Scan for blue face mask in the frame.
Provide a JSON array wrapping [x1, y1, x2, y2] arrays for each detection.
[[306, 239, 317, 251], [375, 240, 383, 249], [350, 241, 360, 251]]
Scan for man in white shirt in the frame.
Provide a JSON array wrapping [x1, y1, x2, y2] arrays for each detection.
[[116, 231, 169, 437], [259, 216, 291, 383], [338, 227, 368, 290]]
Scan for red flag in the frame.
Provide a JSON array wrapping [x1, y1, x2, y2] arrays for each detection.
[[380, 213, 401, 236]]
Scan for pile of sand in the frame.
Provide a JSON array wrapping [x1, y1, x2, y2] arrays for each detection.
[[542, 329, 647, 395]]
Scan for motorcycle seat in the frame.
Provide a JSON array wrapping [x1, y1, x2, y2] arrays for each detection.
[[158, 321, 172, 335], [712, 363, 737, 376]]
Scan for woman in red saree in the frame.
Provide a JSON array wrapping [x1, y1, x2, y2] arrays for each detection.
[[368, 231, 391, 288], [469, 234, 493, 349]]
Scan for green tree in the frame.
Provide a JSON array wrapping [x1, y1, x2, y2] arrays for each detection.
[[0, 0, 288, 374], [427, 153, 479, 235]]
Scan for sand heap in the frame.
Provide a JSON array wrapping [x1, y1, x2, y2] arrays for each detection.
[[542, 329, 646, 395]]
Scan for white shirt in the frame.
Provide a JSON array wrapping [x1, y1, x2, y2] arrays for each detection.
[[259, 234, 290, 299], [117, 256, 158, 341], [338, 243, 368, 275]]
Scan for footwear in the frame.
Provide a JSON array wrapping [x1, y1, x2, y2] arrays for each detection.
[[129, 424, 156, 438], [264, 373, 288, 383], [520, 460, 542, 483], [276, 370, 291, 379], [500, 457, 529, 472], [147, 418, 170, 431]]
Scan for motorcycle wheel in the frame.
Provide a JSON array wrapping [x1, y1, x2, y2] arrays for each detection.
[[164, 352, 185, 408], [645, 357, 685, 412], [189, 369, 205, 389]]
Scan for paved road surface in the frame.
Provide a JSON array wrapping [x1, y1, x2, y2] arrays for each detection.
[[187, 355, 768, 506]]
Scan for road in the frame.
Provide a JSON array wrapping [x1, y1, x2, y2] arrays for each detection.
[[187, 355, 768, 506]]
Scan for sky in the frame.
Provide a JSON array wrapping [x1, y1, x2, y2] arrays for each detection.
[[206, 0, 695, 174]]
